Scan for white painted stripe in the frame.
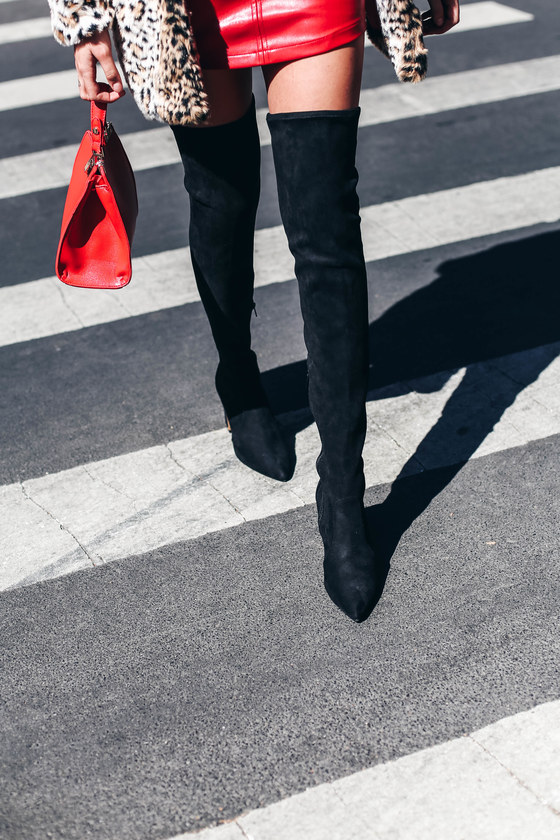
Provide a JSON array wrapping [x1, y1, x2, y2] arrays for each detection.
[[3, 340, 560, 590], [1, 52, 558, 168], [365, 0, 534, 47], [3, 2, 535, 50], [4, 51, 559, 123], [2, 166, 559, 347], [0, 15, 51, 43], [167, 701, 560, 840], [450, 0, 534, 32], [0, 64, 127, 113], [0, 69, 78, 112], [359, 55, 560, 124], [0, 126, 166, 200]]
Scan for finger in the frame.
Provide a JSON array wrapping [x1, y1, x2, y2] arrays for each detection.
[[75, 40, 125, 103], [428, 0, 445, 28], [365, 0, 381, 30], [91, 81, 125, 103], [76, 65, 120, 103], [435, 17, 458, 34], [421, 10, 442, 36], [421, 11, 435, 35], [97, 48, 124, 98], [423, 19, 457, 34], [76, 52, 102, 100], [446, 0, 460, 26], [422, 3, 459, 35]]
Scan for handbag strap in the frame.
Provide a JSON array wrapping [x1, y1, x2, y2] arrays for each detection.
[[90, 101, 108, 154]]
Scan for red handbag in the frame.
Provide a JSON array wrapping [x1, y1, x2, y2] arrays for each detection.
[[56, 101, 138, 289]]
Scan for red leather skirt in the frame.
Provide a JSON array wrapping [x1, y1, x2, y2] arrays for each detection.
[[187, 0, 366, 69]]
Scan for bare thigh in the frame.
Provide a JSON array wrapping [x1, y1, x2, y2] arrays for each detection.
[[195, 67, 253, 127], [262, 36, 364, 113]]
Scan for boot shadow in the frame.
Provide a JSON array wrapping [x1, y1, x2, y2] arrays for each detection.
[[263, 229, 560, 574]]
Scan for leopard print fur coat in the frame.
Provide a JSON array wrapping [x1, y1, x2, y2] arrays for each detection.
[[48, 0, 428, 125]]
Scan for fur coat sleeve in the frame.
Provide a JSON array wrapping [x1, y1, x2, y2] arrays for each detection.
[[48, 0, 428, 125]]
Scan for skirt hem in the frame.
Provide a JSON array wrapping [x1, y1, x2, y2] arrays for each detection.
[[198, 19, 366, 70]]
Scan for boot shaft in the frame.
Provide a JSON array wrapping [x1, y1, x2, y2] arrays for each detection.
[[172, 98, 266, 418], [267, 108, 370, 498], [171, 97, 261, 331]]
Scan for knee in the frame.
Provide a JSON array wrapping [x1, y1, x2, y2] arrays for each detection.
[[174, 145, 260, 216], [171, 106, 261, 215]]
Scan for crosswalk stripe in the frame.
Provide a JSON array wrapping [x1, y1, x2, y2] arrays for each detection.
[[3, 53, 558, 125], [2, 5, 557, 832], [0, 15, 51, 43], [449, 0, 533, 30], [0, 2, 535, 51], [0, 68, 77, 112], [165, 700, 560, 840], [364, 0, 533, 47], [2, 54, 559, 196], [2, 166, 559, 348], [3, 340, 559, 591]]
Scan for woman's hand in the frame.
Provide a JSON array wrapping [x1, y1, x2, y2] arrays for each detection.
[[74, 29, 125, 103], [422, 0, 460, 35]]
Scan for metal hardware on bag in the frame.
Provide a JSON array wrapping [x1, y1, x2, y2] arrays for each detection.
[[84, 151, 105, 174], [92, 127, 100, 135], [104, 122, 114, 141]]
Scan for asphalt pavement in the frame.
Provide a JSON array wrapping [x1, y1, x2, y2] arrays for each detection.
[[1, 1, 560, 838]]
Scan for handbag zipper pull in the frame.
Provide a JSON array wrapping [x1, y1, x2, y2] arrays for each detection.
[[84, 151, 105, 174]]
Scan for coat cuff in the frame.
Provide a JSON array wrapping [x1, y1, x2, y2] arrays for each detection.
[[366, 0, 428, 84], [49, 0, 114, 46]]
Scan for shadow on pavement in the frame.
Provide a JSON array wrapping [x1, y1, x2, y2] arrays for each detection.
[[3, 237, 560, 840], [265, 228, 560, 570]]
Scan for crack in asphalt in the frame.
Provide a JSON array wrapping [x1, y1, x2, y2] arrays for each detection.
[[19, 481, 96, 567]]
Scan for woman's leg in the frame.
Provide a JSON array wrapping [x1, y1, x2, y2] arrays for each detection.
[[264, 38, 384, 622], [263, 36, 364, 113], [186, 68, 253, 127], [172, 69, 295, 481]]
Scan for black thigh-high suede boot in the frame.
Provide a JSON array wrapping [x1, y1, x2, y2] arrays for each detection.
[[267, 108, 383, 622], [172, 98, 295, 481]]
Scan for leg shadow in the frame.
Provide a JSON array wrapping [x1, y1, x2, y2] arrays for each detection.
[[361, 228, 560, 568], [262, 229, 560, 577], [365, 346, 559, 563]]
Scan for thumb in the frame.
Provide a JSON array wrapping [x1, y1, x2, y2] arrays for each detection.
[[98, 53, 124, 96]]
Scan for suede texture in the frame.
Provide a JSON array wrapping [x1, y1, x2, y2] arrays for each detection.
[[268, 110, 384, 621], [267, 109, 369, 497], [172, 98, 266, 419], [172, 100, 295, 482], [228, 407, 296, 482]]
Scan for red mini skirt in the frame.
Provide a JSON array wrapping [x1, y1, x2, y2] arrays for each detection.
[[187, 0, 366, 69]]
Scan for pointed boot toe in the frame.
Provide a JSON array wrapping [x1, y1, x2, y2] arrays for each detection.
[[318, 494, 386, 622], [323, 551, 381, 623], [228, 407, 296, 482]]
